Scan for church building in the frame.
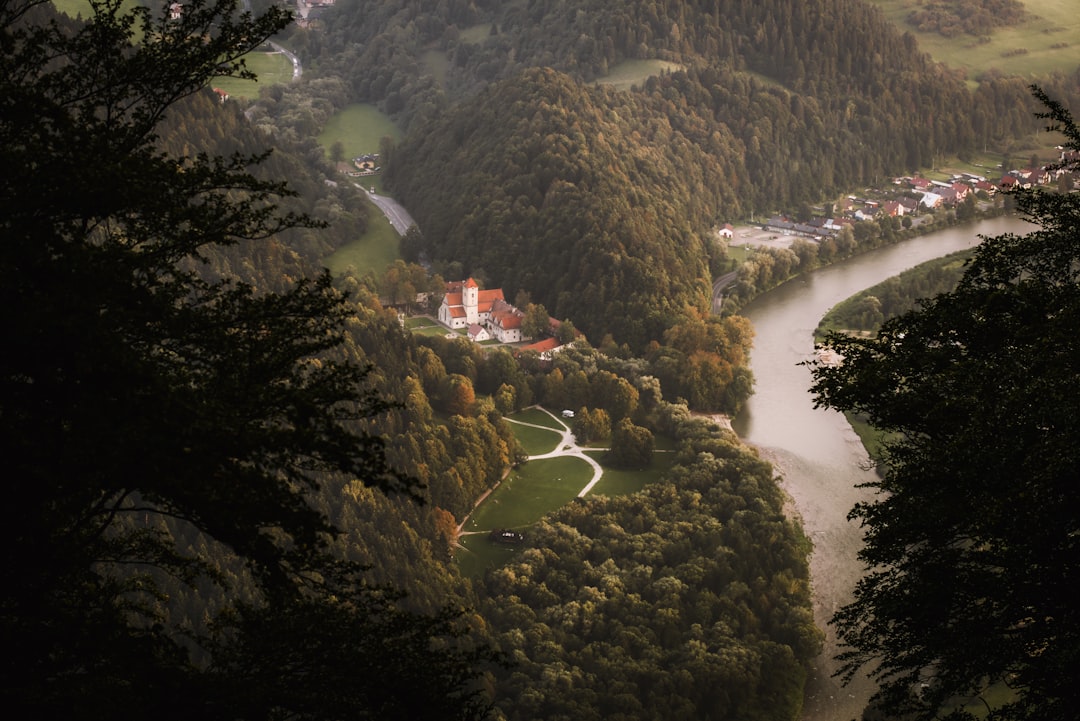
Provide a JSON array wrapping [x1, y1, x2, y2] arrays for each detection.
[[438, 278, 528, 343]]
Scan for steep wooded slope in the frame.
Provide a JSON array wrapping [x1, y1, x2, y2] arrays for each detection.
[[319, 0, 1077, 347]]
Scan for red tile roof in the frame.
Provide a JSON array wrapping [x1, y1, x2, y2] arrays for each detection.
[[520, 337, 560, 354]]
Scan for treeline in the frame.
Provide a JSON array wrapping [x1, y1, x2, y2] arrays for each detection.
[[816, 248, 975, 336], [907, 0, 1028, 37], [480, 402, 821, 721]]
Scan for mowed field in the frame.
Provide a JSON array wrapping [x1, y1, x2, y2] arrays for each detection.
[[212, 52, 294, 99], [869, 0, 1080, 79], [455, 407, 683, 577], [319, 104, 405, 274]]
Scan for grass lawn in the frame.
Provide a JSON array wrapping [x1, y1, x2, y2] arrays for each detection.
[[463, 457, 593, 534], [869, 0, 1080, 79], [599, 59, 685, 91], [318, 105, 404, 275], [726, 243, 755, 265], [584, 450, 677, 496], [456, 411, 679, 577], [404, 316, 439, 330], [318, 104, 402, 163], [410, 325, 457, 339], [212, 51, 294, 100], [512, 424, 563, 456], [507, 407, 566, 430], [323, 212, 401, 276], [456, 456, 591, 576], [51, 1, 293, 98]]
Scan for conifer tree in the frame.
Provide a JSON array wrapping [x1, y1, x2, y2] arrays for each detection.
[[0, 2, 493, 717]]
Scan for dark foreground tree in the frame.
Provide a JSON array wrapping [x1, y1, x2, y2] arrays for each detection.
[[809, 89, 1080, 721], [1, 2, 492, 718]]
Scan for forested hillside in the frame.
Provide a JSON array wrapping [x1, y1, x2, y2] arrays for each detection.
[[10, 0, 1078, 718], [314, 0, 1079, 348]]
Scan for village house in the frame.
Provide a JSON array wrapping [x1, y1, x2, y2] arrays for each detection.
[[918, 190, 943, 209], [879, 200, 906, 217]]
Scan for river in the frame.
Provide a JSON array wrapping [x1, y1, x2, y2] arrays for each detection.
[[730, 215, 1035, 721]]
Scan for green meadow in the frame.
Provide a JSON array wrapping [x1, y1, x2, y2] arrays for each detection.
[[52, 0, 139, 20], [318, 105, 405, 274], [509, 407, 565, 430], [323, 214, 400, 277], [511, 423, 563, 456], [50, 1, 293, 98], [211, 51, 294, 99], [869, 0, 1080, 79], [584, 450, 677, 496], [318, 103, 402, 164], [599, 59, 685, 91]]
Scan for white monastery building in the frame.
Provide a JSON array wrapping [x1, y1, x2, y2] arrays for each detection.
[[438, 278, 528, 343]]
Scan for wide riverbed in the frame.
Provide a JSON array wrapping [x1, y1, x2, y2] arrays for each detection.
[[731, 215, 1035, 721]]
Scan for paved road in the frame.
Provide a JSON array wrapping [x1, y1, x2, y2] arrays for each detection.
[[711, 270, 738, 313], [358, 186, 416, 236], [268, 41, 301, 80]]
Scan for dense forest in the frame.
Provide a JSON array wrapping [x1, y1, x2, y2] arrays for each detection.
[[307, 0, 1079, 350], [9, 0, 1080, 718]]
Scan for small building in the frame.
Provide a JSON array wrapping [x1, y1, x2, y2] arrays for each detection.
[[467, 323, 490, 342], [717, 223, 735, 239], [561, 409, 575, 418]]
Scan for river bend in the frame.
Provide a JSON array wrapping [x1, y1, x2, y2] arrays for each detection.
[[731, 216, 1034, 721]]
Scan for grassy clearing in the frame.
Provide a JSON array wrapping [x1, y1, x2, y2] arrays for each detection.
[[584, 450, 677, 496], [420, 49, 451, 90], [317, 105, 404, 275], [404, 316, 439, 330], [512, 424, 563, 456], [456, 410, 680, 577], [318, 104, 402, 163], [456, 456, 592, 576], [51, 2, 293, 96], [599, 59, 685, 91], [508, 407, 565, 430], [459, 23, 493, 43], [323, 213, 400, 276], [463, 457, 593, 534], [868, 0, 1080, 79], [726, 243, 755, 264], [212, 52, 294, 99]]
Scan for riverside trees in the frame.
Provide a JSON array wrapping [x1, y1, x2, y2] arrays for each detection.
[[0, 2, 491, 717], [808, 90, 1080, 721]]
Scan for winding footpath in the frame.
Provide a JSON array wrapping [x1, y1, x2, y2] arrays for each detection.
[[504, 407, 604, 497]]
